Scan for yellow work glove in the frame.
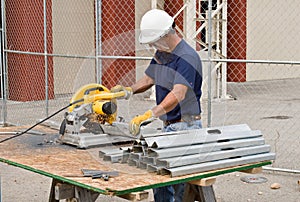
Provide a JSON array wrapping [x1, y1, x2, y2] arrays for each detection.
[[110, 85, 133, 100], [129, 110, 155, 136]]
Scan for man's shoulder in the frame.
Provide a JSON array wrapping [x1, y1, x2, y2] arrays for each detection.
[[174, 40, 200, 58]]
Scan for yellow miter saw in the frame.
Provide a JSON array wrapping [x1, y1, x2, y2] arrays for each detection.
[[59, 83, 134, 148]]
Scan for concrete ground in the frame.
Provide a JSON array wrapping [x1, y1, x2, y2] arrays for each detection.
[[1, 78, 300, 201]]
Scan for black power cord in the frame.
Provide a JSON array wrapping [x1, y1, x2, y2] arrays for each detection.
[[0, 98, 83, 144]]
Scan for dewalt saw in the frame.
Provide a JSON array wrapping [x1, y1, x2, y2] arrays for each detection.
[[0, 83, 156, 145], [59, 83, 134, 148]]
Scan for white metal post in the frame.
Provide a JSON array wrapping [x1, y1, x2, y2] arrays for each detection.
[[43, 0, 49, 117], [95, 0, 102, 84], [0, 0, 5, 125], [151, 0, 157, 9], [185, 0, 197, 49], [207, 0, 213, 127], [221, 0, 227, 99]]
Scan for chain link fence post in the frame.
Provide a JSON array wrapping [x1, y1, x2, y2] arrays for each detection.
[[0, 0, 7, 126], [207, 0, 213, 127]]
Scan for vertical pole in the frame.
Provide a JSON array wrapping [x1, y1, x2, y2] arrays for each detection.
[[207, 0, 212, 127], [216, 0, 221, 100], [1, 0, 7, 125], [221, 0, 227, 99], [0, 4, 3, 125], [151, 0, 157, 9], [95, 0, 102, 84], [43, 0, 49, 116], [216, 0, 220, 53], [185, 0, 196, 49], [150, 0, 157, 99]]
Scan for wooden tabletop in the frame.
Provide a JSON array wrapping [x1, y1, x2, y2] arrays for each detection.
[[0, 125, 270, 196]]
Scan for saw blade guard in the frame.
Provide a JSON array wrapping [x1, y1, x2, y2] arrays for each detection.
[[68, 83, 125, 125], [69, 83, 111, 112]]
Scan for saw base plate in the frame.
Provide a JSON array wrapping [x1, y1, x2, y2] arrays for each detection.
[[59, 133, 134, 149]]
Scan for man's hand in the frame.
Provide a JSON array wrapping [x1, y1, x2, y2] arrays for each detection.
[[129, 110, 154, 136], [110, 85, 133, 100]]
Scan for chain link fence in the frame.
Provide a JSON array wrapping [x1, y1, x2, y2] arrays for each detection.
[[0, 0, 299, 171]]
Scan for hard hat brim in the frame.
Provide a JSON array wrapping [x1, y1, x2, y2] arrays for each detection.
[[138, 28, 170, 44], [139, 33, 161, 44]]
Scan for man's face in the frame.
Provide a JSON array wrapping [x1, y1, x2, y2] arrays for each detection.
[[149, 36, 170, 52]]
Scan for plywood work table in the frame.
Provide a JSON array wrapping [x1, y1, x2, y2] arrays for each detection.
[[0, 125, 271, 201]]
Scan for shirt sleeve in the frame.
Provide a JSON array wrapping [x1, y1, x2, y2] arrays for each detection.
[[145, 59, 157, 80]]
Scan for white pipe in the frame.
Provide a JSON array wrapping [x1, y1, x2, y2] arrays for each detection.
[[207, 0, 213, 127], [4, 49, 153, 60], [212, 58, 300, 65], [184, 0, 196, 48], [221, 0, 227, 99], [151, 0, 157, 9], [262, 166, 300, 174], [173, 3, 187, 19], [95, 0, 101, 83], [5, 49, 300, 66], [1, 0, 7, 125], [43, 0, 49, 117]]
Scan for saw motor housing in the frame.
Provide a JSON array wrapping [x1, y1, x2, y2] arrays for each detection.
[[61, 84, 120, 135]]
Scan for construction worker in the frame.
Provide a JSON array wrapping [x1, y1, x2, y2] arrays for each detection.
[[111, 9, 203, 202]]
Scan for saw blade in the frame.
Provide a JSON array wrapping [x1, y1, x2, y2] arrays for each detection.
[[82, 118, 104, 134]]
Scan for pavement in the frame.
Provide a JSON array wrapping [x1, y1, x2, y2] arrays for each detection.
[[1, 78, 300, 201]]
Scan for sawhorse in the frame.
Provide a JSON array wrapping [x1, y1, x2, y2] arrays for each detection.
[[49, 179, 100, 202], [48, 167, 262, 202], [49, 179, 149, 202], [184, 177, 217, 202], [48, 177, 216, 202]]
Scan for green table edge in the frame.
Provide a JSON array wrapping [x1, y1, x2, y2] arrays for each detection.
[[0, 157, 108, 195], [0, 157, 271, 196], [110, 161, 272, 196]]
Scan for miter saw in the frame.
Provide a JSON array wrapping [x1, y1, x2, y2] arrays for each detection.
[[58, 83, 136, 148], [0, 83, 153, 145]]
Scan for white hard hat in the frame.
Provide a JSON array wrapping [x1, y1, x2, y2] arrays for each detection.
[[139, 9, 174, 44]]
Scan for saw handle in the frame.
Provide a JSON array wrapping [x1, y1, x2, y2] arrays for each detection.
[[84, 86, 105, 95], [83, 91, 126, 103]]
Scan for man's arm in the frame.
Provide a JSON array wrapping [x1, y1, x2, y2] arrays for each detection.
[[131, 75, 154, 94], [129, 83, 188, 136], [152, 84, 188, 117]]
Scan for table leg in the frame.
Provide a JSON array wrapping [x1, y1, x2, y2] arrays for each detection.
[[49, 179, 60, 202], [183, 183, 216, 202], [48, 178, 99, 202]]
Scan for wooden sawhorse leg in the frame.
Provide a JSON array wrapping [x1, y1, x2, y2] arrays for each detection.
[[49, 179, 100, 202], [183, 177, 217, 202]]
